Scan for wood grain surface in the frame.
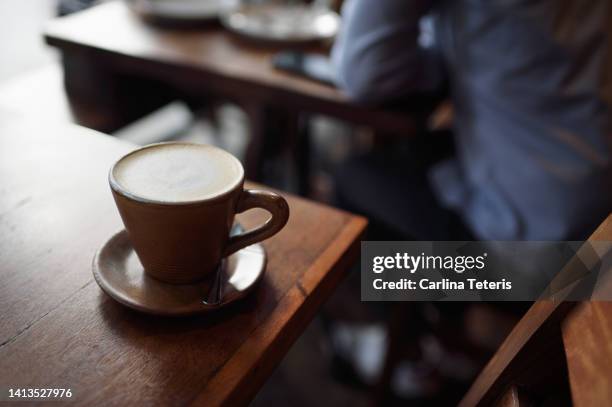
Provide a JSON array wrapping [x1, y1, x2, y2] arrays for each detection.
[[0, 113, 366, 406], [459, 214, 612, 407], [562, 215, 612, 407], [43, 1, 418, 135]]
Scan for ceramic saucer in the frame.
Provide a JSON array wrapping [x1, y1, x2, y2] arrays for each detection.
[[92, 226, 265, 316]]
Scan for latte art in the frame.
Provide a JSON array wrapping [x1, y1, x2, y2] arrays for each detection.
[[112, 143, 243, 202]]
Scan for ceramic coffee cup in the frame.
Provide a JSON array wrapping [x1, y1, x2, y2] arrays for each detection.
[[109, 142, 289, 284]]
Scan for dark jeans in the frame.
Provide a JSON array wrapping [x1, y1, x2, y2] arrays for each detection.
[[334, 132, 473, 241], [328, 136, 528, 402]]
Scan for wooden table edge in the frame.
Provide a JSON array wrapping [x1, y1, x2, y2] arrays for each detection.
[[42, 14, 418, 134], [189, 215, 367, 407], [41, 31, 344, 106]]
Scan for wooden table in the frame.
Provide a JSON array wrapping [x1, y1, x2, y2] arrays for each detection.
[[43, 1, 417, 134], [43, 1, 420, 181], [0, 112, 366, 406]]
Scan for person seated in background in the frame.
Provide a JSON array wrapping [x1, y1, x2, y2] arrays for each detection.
[[325, 0, 612, 401], [331, 0, 612, 241]]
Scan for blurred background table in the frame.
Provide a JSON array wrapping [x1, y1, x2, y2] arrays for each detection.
[[43, 0, 420, 185], [0, 111, 366, 406]]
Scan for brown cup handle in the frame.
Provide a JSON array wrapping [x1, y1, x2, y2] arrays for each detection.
[[223, 189, 290, 257]]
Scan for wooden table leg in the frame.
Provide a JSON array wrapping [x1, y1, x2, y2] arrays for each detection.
[[61, 50, 173, 133], [373, 302, 423, 406], [242, 103, 312, 195], [243, 103, 269, 182], [291, 112, 312, 197]]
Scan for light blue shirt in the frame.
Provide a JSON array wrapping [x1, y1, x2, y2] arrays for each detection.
[[332, 0, 612, 240]]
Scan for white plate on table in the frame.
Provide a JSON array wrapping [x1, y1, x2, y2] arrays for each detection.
[[129, 0, 239, 21], [220, 4, 340, 44]]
